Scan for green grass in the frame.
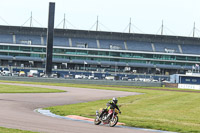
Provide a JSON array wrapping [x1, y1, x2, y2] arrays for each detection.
[[0, 80, 199, 92], [1, 80, 200, 132], [0, 127, 38, 133], [44, 85, 200, 133], [0, 84, 65, 93]]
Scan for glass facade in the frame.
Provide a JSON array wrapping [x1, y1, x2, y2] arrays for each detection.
[[0, 44, 199, 68]]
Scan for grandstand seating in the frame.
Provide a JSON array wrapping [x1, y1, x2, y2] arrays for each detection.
[[71, 59, 84, 64], [0, 34, 13, 43], [0, 55, 13, 60], [128, 63, 154, 67], [126, 41, 152, 51], [16, 34, 41, 45], [83, 60, 98, 65], [154, 43, 180, 53], [99, 39, 125, 50], [71, 38, 97, 48], [117, 62, 127, 66], [15, 56, 42, 61], [0, 33, 200, 72], [53, 36, 69, 47], [2, 33, 200, 56], [156, 64, 181, 69], [181, 44, 200, 54], [101, 61, 116, 66], [71, 59, 99, 65], [53, 58, 69, 63], [3, 24, 200, 77], [182, 66, 192, 70]]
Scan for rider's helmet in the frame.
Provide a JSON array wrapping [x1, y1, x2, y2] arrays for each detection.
[[112, 97, 118, 104]]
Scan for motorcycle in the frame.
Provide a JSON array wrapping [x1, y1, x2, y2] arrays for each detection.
[[94, 108, 119, 127]]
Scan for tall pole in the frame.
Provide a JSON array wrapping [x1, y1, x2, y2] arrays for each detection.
[[161, 20, 164, 35], [115, 62, 117, 76], [63, 13, 66, 29], [45, 2, 55, 77], [129, 18, 131, 33], [192, 65, 194, 73], [193, 22, 195, 37], [84, 62, 85, 71], [96, 16, 99, 31], [30, 12, 32, 27]]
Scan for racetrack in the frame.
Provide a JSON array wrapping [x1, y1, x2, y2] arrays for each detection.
[[0, 82, 160, 133]]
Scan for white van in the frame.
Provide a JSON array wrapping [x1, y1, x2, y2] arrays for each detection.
[[27, 70, 38, 77], [105, 76, 115, 80], [75, 75, 83, 79]]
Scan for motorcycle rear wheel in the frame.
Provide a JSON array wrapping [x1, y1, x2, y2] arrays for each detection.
[[109, 116, 118, 127], [94, 117, 101, 125]]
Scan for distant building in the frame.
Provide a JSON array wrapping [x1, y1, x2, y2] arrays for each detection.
[[170, 72, 200, 90], [0, 25, 200, 75]]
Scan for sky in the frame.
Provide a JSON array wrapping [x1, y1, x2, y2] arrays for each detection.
[[0, 0, 200, 37]]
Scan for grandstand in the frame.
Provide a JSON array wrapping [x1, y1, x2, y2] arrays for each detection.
[[0, 25, 199, 75]]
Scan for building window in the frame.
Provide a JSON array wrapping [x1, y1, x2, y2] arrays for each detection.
[[9, 46, 19, 51], [185, 79, 190, 82], [192, 79, 197, 82]]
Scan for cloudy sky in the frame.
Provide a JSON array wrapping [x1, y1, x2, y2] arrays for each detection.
[[0, 0, 199, 37]]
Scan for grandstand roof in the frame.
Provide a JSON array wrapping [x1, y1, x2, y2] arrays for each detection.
[[0, 25, 200, 45]]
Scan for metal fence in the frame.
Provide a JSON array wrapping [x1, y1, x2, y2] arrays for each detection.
[[0, 76, 162, 87]]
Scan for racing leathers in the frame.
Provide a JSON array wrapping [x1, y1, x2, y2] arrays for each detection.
[[99, 100, 121, 119]]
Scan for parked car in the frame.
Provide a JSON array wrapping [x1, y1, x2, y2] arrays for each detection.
[[1, 70, 11, 76], [27, 70, 39, 77], [82, 75, 88, 79], [65, 74, 74, 79], [75, 75, 83, 79], [94, 77, 99, 80], [88, 75, 99, 80], [12, 72, 19, 77], [105, 76, 115, 80], [122, 77, 129, 81], [19, 71, 25, 77], [88, 75, 95, 79]]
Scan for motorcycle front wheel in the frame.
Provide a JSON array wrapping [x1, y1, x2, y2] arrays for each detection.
[[109, 116, 118, 127], [94, 117, 101, 125]]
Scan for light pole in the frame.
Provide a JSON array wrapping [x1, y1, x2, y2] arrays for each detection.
[[115, 62, 117, 76]]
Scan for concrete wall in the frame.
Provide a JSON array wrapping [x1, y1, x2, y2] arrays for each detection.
[[0, 76, 162, 87], [178, 84, 200, 90], [164, 83, 178, 88]]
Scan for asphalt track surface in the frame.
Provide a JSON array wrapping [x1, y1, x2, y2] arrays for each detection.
[[0, 82, 160, 133]]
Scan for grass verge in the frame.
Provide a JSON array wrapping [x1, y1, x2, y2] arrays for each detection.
[[0, 84, 65, 93], [1, 80, 200, 132], [0, 127, 38, 133], [0, 80, 199, 92], [44, 85, 200, 133]]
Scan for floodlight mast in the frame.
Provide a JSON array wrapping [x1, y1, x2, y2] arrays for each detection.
[[63, 13, 66, 29], [30, 12, 32, 27], [161, 20, 164, 35], [45, 2, 55, 77], [96, 16, 99, 31], [129, 18, 131, 33], [193, 22, 195, 37]]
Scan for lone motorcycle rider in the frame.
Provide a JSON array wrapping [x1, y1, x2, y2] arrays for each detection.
[[99, 97, 121, 120]]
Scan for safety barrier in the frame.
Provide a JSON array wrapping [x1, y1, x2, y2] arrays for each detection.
[[0, 76, 162, 87]]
